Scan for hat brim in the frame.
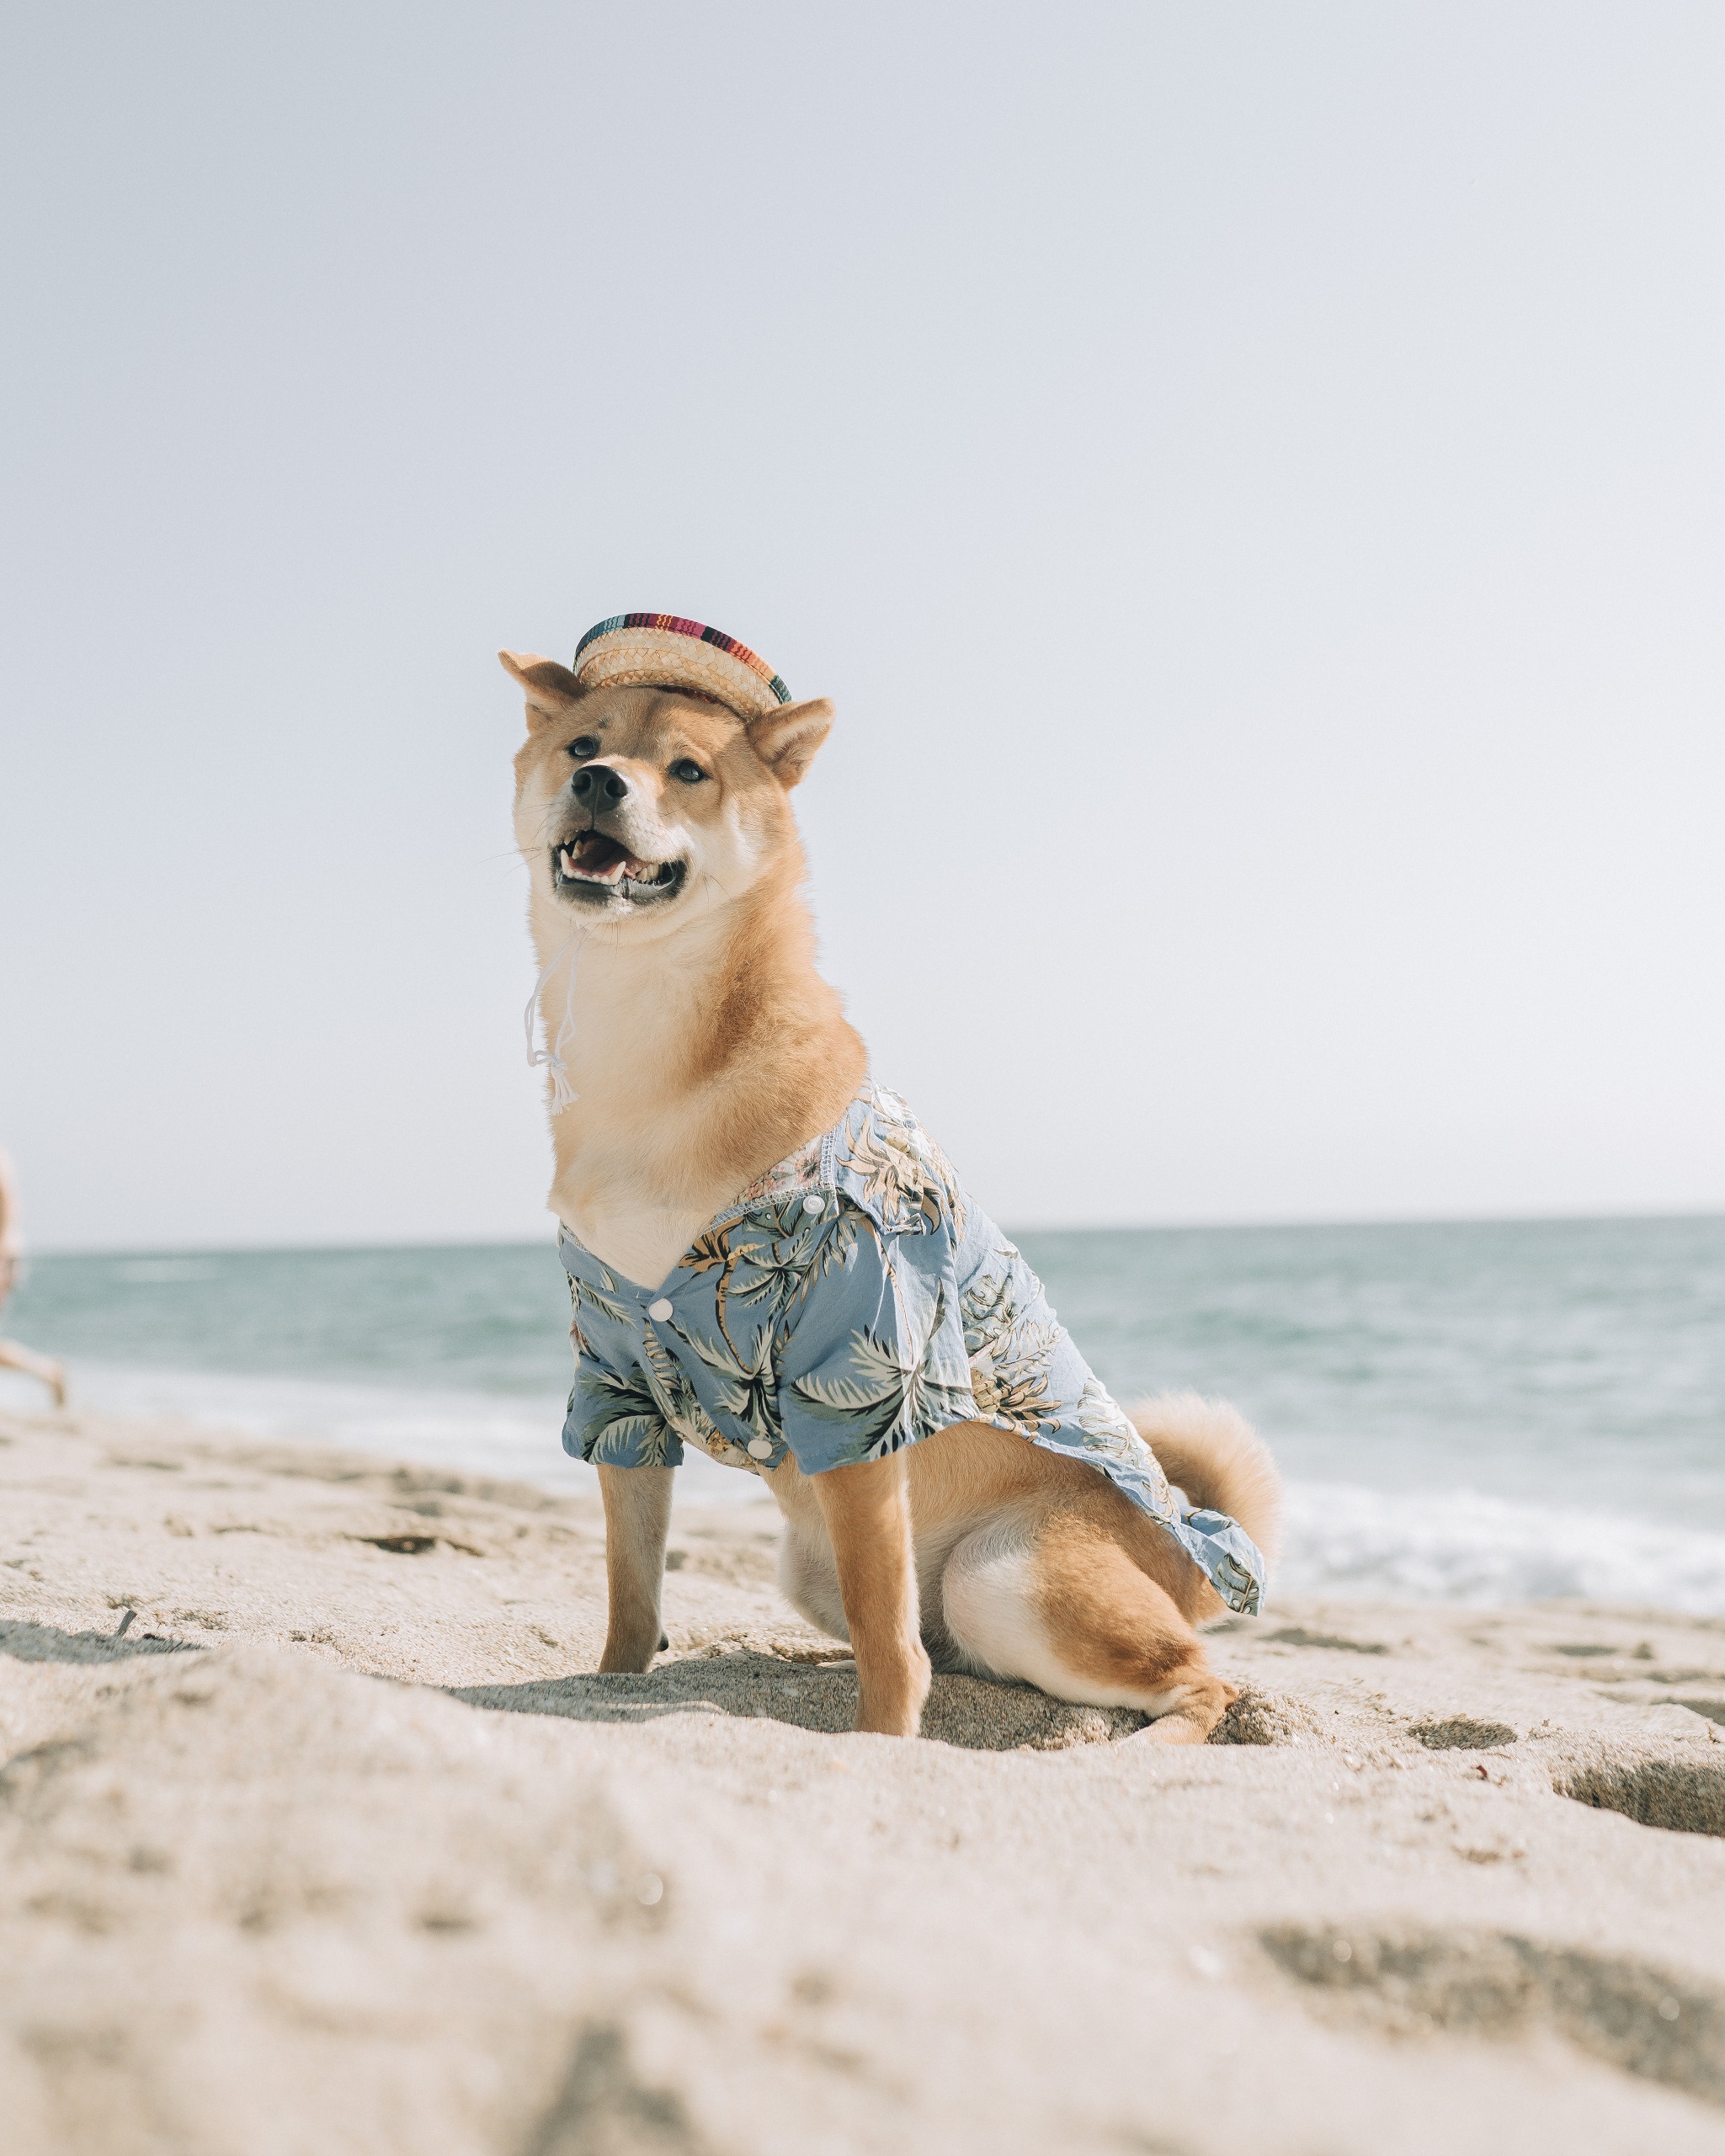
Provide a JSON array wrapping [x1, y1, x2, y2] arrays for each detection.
[[572, 620, 789, 721]]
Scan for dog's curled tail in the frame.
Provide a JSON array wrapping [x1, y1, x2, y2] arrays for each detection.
[[1128, 1392, 1284, 1575]]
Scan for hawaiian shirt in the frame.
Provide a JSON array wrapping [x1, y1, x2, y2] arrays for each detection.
[[556, 1083, 1266, 1615]]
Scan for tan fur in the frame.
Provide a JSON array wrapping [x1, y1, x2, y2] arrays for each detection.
[[594, 1463, 674, 1672], [775, 1425, 1243, 1741], [1126, 1392, 1285, 1622], [504, 650, 1280, 1739], [505, 655, 865, 1286], [807, 1453, 932, 1737]]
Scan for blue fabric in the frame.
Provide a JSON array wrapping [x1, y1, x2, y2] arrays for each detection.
[[556, 1083, 1266, 1615]]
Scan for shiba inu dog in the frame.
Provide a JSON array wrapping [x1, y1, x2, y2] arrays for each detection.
[[503, 619, 1280, 1741]]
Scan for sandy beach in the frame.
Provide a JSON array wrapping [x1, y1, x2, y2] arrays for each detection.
[[3, 1404, 1723, 2154]]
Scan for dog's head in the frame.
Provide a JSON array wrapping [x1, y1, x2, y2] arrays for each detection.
[[503, 652, 833, 932]]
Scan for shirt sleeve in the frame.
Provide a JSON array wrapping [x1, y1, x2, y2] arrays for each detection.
[[562, 1295, 684, 1470], [776, 1205, 975, 1474]]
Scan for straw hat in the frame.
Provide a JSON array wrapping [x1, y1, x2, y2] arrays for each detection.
[[572, 613, 791, 721]]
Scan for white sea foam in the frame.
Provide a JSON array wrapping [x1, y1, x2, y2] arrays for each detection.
[[0, 1361, 769, 1507], [8, 1363, 1723, 1611], [1279, 1478, 1725, 1616]]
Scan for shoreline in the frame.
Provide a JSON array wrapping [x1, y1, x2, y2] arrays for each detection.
[[12, 1365, 1725, 1618], [3, 1406, 1724, 2152]]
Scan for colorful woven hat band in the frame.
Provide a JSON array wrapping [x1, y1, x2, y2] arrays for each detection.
[[572, 614, 791, 722]]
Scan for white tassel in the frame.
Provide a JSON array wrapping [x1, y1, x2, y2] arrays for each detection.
[[524, 931, 584, 1110]]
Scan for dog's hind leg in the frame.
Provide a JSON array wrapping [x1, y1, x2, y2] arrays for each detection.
[[596, 1463, 674, 1672], [776, 1506, 850, 1643], [941, 1509, 1237, 1744]]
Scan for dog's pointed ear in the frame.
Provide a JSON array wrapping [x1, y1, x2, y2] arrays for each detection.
[[499, 649, 583, 727], [746, 698, 834, 789]]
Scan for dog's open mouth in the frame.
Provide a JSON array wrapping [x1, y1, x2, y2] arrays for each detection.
[[553, 831, 686, 905]]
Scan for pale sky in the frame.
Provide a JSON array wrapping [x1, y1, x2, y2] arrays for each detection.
[[3, 3, 1722, 1251]]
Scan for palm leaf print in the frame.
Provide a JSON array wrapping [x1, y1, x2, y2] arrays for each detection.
[[578, 1270, 633, 1327], [679, 1205, 861, 1363], [971, 1320, 1062, 1433], [843, 1117, 924, 1229], [961, 1253, 1025, 1354], [679, 1229, 732, 1282], [678, 1226, 739, 1344], [789, 1284, 973, 1459], [777, 1206, 860, 1313], [841, 1096, 966, 1238], [567, 1275, 590, 1357], [636, 1325, 738, 1461], [961, 1249, 1062, 1431], [677, 1323, 781, 1446], [679, 1216, 801, 1355], [580, 1365, 675, 1467], [733, 1208, 858, 1321], [720, 1222, 801, 1312], [918, 1131, 966, 1239], [1074, 1376, 1155, 1471]]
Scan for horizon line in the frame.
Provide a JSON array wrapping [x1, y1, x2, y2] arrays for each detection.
[[24, 1202, 1725, 1263]]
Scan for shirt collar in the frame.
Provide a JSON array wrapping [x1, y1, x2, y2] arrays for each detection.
[[556, 1081, 961, 1286]]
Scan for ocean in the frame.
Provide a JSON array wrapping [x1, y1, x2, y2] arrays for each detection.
[[5, 1216, 1723, 1614]]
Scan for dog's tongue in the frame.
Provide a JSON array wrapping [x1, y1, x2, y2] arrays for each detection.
[[562, 833, 651, 882]]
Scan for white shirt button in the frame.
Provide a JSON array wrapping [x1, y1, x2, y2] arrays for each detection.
[[801, 1192, 826, 1215], [747, 1437, 775, 1460], [647, 1298, 673, 1322]]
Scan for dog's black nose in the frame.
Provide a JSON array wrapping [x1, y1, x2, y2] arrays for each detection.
[[572, 763, 629, 809]]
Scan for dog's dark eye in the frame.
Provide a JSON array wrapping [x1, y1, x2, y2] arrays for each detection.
[[669, 758, 707, 785], [564, 735, 599, 760]]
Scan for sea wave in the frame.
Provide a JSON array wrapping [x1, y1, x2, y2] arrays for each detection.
[[1279, 1478, 1725, 1616]]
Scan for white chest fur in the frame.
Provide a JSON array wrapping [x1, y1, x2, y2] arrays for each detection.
[[562, 1198, 713, 1296]]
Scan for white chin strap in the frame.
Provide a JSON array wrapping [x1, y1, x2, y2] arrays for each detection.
[[524, 930, 585, 1111]]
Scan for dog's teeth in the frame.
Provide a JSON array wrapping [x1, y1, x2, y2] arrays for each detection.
[[557, 842, 676, 895]]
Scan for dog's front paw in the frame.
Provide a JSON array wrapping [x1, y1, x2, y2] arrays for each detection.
[[597, 1629, 662, 1674], [852, 1643, 931, 1738]]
